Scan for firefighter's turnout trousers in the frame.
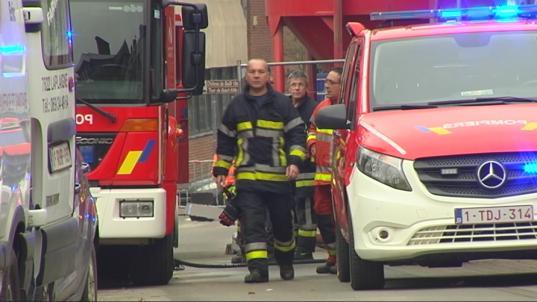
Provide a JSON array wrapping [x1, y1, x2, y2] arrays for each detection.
[[236, 190, 295, 275], [294, 173, 317, 256]]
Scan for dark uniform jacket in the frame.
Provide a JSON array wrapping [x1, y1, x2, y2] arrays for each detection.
[[293, 95, 318, 198], [213, 86, 306, 193]]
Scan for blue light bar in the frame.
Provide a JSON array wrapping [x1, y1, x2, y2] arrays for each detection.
[[370, 4, 537, 22], [523, 162, 537, 174], [0, 44, 25, 55], [494, 5, 520, 19], [439, 10, 462, 19]]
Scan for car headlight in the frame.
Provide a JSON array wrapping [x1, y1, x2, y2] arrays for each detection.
[[357, 147, 411, 191]]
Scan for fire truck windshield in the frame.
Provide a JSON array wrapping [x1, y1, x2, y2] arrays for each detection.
[[370, 31, 537, 110], [71, 0, 146, 103]]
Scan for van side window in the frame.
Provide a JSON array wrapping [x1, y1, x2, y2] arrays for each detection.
[[347, 41, 362, 124], [41, 0, 73, 69], [336, 42, 357, 105]]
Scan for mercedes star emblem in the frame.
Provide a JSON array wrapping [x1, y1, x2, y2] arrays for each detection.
[[477, 160, 506, 189]]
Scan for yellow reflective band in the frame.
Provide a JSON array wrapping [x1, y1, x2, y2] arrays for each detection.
[[316, 128, 333, 135], [278, 137, 287, 166], [296, 180, 314, 188], [290, 149, 306, 160], [237, 121, 253, 132], [236, 171, 289, 182], [117, 151, 143, 175], [257, 120, 284, 130], [307, 134, 316, 142], [245, 250, 268, 261], [274, 241, 296, 252], [315, 173, 332, 182], [297, 229, 317, 238], [236, 138, 244, 165], [214, 160, 231, 169]]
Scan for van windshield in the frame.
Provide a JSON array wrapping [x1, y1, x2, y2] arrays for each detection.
[[370, 31, 537, 109], [71, 0, 146, 103]]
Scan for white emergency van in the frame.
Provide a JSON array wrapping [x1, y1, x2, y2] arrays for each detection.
[[0, 0, 97, 300]]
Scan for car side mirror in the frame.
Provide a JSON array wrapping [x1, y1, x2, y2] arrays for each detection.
[[182, 31, 206, 95], [315, 104, 350, 129], [182, 4, 208, 30]]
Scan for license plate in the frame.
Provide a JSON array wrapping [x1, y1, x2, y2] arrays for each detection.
[[49, 142, 72, 172], [455, 205, 534, 224]]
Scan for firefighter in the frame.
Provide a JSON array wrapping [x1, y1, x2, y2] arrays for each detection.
[[287, 70, 318, 260], [307, 68, 342, 274], [213, 58, 306, 283]]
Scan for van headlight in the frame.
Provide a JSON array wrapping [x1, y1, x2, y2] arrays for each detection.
[[357, 147, 411, 191]]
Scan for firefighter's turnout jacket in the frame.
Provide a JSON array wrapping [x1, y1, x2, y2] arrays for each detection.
[[307, 98, 334, 185], [213, 86, 307, 193]]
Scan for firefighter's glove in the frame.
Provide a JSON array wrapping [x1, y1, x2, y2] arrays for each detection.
[[219, 202, 239, 227]]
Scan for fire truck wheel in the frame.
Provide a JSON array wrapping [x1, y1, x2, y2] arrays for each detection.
[[81, 244, 97, 301], [0, 248, 20, 301], [348, 211, 384, 290], [131, 235, 173, 285], [336, 226, 350, 283]]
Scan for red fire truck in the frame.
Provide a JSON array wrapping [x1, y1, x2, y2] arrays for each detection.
[[71, 0, 207, 285]]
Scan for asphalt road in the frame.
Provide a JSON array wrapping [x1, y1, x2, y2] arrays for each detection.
[[97, 213, 537, 301]]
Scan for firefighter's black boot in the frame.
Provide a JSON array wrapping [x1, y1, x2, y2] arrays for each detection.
[[279, 264, 294, 281], [294, 235, 316, 260], [244, 259, 269, 283]]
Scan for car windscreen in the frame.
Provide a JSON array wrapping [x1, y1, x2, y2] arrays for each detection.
[[71, 0, 146, 103], [370, 30, 537, 109]]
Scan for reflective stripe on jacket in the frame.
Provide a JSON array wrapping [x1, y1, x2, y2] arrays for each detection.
[[308, 98, 334, 185]]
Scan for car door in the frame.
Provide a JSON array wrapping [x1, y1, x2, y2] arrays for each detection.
[[332, 38, 361, 241]]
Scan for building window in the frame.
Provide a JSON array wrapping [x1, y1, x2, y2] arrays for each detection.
[[189, 66, 238, 136]]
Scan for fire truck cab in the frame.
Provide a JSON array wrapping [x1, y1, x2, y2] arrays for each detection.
[[0, 0, 97, 300], [71, 0, 207, 285], [316, 4, 537, 291]]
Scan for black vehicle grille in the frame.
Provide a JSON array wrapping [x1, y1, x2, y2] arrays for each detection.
[[76, 133, 116, 171], [414, 152, 537, 198]]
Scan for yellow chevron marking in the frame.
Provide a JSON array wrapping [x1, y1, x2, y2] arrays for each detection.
[[117, 151, 143, 175], [522, 122, 537, 131], [429, 127, 451, 135]]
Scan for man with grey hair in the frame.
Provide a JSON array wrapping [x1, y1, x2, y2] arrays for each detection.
[[287, 70, 319, 260]]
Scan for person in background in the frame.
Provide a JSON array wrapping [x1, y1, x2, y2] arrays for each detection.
[[213, 58, 306, 283], [287, 70, 318, 260], [307, 67, 342, 274]]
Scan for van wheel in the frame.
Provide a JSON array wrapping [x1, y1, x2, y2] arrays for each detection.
[[336, 226, 350, 282], [131, 235, 173, 285], [0, 248, 20, 301], [81, 244, 97, 301], [348, 212, 384, 290]]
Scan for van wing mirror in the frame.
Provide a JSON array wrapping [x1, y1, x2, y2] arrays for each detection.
[[315, 104, 350, 130]]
